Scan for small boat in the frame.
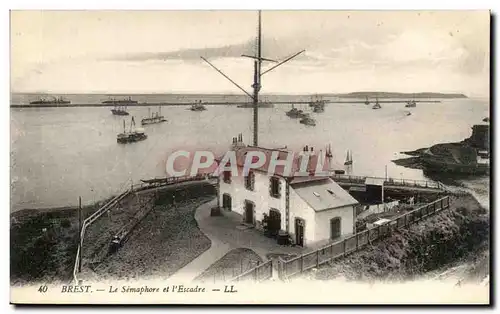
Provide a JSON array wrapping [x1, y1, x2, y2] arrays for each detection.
[[107, 96, 137, 115], [334, 169, 346, 174], [313, 104, 324, 113], [103, 96, 138, 104], [344, 150, 353, 166], [364, 96, 370, 106], [190, 100, 207, 111], [405, 100, 417, 108], [111, 105, 129, 116], [286, 106, 306, 118], [117, 117, 147, 144], [30, 96, 71, 105], [311, 97, 326, 113], [141, 107, 167, 125], [299, 114, 316, 126], [372, 98, 381, 110]]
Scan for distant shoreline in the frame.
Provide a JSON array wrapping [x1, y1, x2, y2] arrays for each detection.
[[10, 91, 468, 108], [11, 91, 469, 98], [10, 100, 443, 108]]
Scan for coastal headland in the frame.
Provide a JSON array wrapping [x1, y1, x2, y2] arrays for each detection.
[[392, 124, 490, 178]]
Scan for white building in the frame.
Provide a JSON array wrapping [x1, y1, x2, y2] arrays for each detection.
[[218, 136, 359, 247]]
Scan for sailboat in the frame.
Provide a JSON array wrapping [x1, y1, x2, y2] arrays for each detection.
[[372, 98, 382, 110], [364, 96, 370, 105], [325, 144, 345, 174], [344, 150, 353, 166], [405, 99, 417, 107], [141, 106, 167, 125]]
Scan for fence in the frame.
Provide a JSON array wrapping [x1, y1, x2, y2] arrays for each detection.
[[72, 174, 217, 284], [73, 189, 131, 283], [278, 196, 450, 279], [231, 260, 273, 282], [331, 174, 443, 190], [131, 174, 217, 192]]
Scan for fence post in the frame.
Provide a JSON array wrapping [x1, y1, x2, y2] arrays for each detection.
[[284, 259, 288, 279], [316, 250, 320, 268], [300, 255, 304, 273], [330, 244, 334, 262], [356, 234, 359, 250], [342, 240, 346, 256], [378, 225, 381, 239], [275, 259, 279, 280]]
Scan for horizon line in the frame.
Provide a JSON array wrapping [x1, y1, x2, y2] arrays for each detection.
[[10, 90, 475, 97]]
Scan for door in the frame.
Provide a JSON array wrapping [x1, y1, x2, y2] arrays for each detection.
[[330, 217, 341, 240], [222, 194, 232, 211], [295, 218, 305, 247], [244, 201, 254, 224], [268, 209, 281, 237]]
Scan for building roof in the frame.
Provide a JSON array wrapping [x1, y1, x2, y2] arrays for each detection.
[[220, 145, 327, 177], [292, 178, 359, 212], [365, 177, 385, 186], [289, 176, 330, 185]]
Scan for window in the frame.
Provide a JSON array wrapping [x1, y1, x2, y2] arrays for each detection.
[[223, 170, 231, 184], [269, 176, 281, 198], [245, 171, 255, 191]]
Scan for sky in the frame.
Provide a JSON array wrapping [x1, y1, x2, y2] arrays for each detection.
[[10, 10, 490, 96]]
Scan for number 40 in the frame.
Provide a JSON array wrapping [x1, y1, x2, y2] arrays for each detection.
[[38, 285, 48, 293]]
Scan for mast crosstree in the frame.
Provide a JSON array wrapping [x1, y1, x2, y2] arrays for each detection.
[[201, 10, 305, 146]]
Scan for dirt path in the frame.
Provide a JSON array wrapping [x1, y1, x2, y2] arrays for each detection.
[[195, 248, 263, 283], [170, 199, 304, 282], [167, 199, 230, 282]]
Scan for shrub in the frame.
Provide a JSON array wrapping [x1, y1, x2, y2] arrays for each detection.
[[60, 219, 71, 228]]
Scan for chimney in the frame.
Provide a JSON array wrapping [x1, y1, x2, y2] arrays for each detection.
[[305, 145, 309, 152], [310, 146, 314, 153]]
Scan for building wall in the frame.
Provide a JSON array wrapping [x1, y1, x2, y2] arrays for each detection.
[[219, 170, 355, 247], [288, 188, 316, 247], [314, 205, 355, 243], [219, 170, 287, 228]]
